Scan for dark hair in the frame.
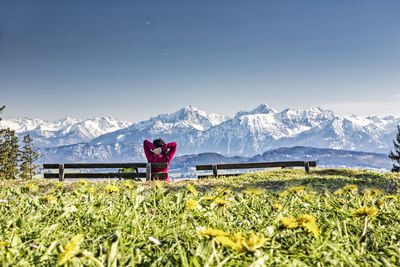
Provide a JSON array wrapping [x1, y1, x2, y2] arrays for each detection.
[[153, 138, 165, 148]]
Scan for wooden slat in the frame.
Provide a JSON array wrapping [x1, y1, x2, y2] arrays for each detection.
[[43, 162, 168, 169], [196, 161, 317, 170], [198, 173, 244, 179], [44, 172, 168, 179]]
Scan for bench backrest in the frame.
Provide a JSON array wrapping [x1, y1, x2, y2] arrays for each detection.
[[43, 162, 168, 181], [196, 161, 317, 178]]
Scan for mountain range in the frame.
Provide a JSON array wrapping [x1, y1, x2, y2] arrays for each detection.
[[1, 104, 398, 170]]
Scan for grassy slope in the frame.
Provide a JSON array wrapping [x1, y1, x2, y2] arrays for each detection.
[[0, 169, 400, 266]]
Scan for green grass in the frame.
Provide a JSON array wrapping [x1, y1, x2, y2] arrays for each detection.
[[0, 169, 400, 266]]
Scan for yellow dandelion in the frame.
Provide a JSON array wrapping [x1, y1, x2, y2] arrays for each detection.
[[203, 196, 215, 201], [353, 206, 378, 218], [287, 186, 306, 194], [277, 192, 288, 197], [198, 228, 228, 238], [280, 217, 298, 229], [43, 195, 57, 205], [88, 187, 96, 194], [272, 203, 283, 211], [214, 198, 229, 206], [297, 214, 317, 225], [187, 184, 198, 197], [216, 232, 265, 253], [25, 184, 38, 192], [186, 199, 198, 210], [104, 184, 119, 193], [376, 199, 384, 207], [242, 233, 265, 252], [58, 234, 84, 265], [383, 195, 398, 201], [301, 222, 320, 237], [0, 241, 10, 247], [363, 188, 383, 197], [78, 180, 88, 186], [334, 184, 358, 195], [243, 187, 263, 195], [215, 236, 238, 250], [124, 181, 133, 189]]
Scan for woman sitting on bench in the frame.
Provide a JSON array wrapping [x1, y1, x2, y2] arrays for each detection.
[[143, 139, 177, 181]]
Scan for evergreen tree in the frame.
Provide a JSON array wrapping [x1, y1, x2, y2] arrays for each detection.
[[20, 134, 40, 179], [389, 125, 400, 172], [0, 105, 4, 120], [0, 128, 21, 179]]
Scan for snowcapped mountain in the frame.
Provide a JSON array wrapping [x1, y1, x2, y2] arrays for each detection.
[[0, 116, 132, 148], [90, 105, 227, 146], [3, 104, 400, 165]]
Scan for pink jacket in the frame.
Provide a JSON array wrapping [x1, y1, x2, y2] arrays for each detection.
[[143, 140, 177, 181]]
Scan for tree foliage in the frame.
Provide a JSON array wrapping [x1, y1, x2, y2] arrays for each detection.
[[20, 134, 40, 179], [0, 128, 21, 179], [389, 125, 400, 172], [0, 106, 40, 179]]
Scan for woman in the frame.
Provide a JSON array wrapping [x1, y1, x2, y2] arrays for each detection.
[[143, 139, 177, 181]]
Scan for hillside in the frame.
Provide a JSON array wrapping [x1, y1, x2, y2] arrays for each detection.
[[1, 169, 399, 265]]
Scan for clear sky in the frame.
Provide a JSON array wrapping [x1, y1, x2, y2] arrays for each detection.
[[1, 0, 400, 122]]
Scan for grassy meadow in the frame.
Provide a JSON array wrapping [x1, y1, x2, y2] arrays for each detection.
[[1, 169, 400, 266]]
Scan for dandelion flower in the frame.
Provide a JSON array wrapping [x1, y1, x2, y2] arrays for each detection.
[[215, 236, 237, 249], [187, 184, 198, 197], [203, 196, 215, 201], [383, 195, 398, 201], [104, 184, 119, 193], [186, 199, 198, 210], [334, 184, 358, 195], [25, 184, 38, 192], [376, 199, 384, 207], [198, 228, 228, 238], [287, 186, 306, 194], [0, 241, 10, 247], [214, 198, 229, 206], [243, 187, 263, 195], [272, 203, 283, 211], [58, 234, 84, 265], [280, 217, 298, 229], [301, 222, 320, 237], [88, 187, 96, 194], [363, 188, 383, 197], [124, 181, 133, 189], [43, 195, 57, 205], [277, 192, 288, 197], [353, 206, 378, 218], [243, 233, 265, 252], [297, 214, 317, 225]]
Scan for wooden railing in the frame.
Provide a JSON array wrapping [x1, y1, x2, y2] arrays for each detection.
[[43, 162, 168, 181], [196, 161, 317, 178]]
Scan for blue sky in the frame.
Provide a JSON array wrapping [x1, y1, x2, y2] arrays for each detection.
[[1, 0, 400, 122]]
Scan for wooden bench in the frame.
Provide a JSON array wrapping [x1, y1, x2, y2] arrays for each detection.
[[43, 163, 168, 181], [196, 161, 317, 179]]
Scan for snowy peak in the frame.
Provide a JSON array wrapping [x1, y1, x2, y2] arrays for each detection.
[[0, 116, 132, 147], [235, 104, 277, 118]]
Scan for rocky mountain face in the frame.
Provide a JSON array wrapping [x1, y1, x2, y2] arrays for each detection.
[[1, 104, 399, 168]]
